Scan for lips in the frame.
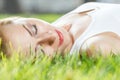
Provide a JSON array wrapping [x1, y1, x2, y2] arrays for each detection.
[[55, 29, 64, 46]]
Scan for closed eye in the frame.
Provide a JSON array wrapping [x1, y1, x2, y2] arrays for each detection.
[[23, 24, 32, 36], [23, 24, 38, 36], [31, 25, 37, 35]]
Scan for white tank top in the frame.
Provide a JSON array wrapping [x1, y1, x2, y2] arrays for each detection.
[[70, 3, 120, 54]]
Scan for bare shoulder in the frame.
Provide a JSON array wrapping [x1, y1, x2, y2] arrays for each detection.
[[93, 32, 120, 38], [71, 2, 119, 14], [80, 32, 120, 57]]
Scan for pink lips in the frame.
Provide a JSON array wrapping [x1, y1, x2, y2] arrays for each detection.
[[55, 29, 64, 46]]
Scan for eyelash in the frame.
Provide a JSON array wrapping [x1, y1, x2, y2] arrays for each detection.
[[32, 25, 37, 35]]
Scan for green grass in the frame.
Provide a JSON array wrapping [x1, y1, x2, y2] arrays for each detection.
[[0, 14, 120, 80]]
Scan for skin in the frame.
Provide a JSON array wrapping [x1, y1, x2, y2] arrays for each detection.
[[80, 32, 120, 57], [0, 18, 72, 57], [54, 12, 120, 57], [0, 3, 94, 58], [0, 12, 92, 57], [1, 2, 120, 58], [1, 12, 118, 58]]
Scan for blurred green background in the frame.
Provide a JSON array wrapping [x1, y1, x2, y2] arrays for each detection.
[[0, 14, 62, 23], [0, 1, 120, 80], [0, 0, 119, 14]]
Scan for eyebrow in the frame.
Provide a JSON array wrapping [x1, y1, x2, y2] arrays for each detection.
[[22, 24, 33, 36]]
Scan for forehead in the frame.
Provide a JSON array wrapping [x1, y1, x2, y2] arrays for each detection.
[[0, 17, 54, 38], [0, 17, 53, 39], [0, 18, 31, 39], [0, 22, 28, 41]]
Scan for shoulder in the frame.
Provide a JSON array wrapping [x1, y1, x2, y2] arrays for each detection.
[[70, 2, 119, 14]]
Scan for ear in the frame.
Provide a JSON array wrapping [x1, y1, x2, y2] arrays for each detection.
[[63, 24, 72, 32]]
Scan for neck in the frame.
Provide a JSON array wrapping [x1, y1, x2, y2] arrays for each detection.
[[69, 31, 74, 46], [69, 15, 92, 40], [63, 32, 75, 54], [53, 14, 91, 41]]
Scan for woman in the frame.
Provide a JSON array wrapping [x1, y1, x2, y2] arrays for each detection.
[[0, 2, 120, 57], [52, 2, 120, 57]]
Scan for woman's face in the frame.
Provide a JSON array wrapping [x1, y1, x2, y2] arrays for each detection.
[[0, 17, 72, 57]]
